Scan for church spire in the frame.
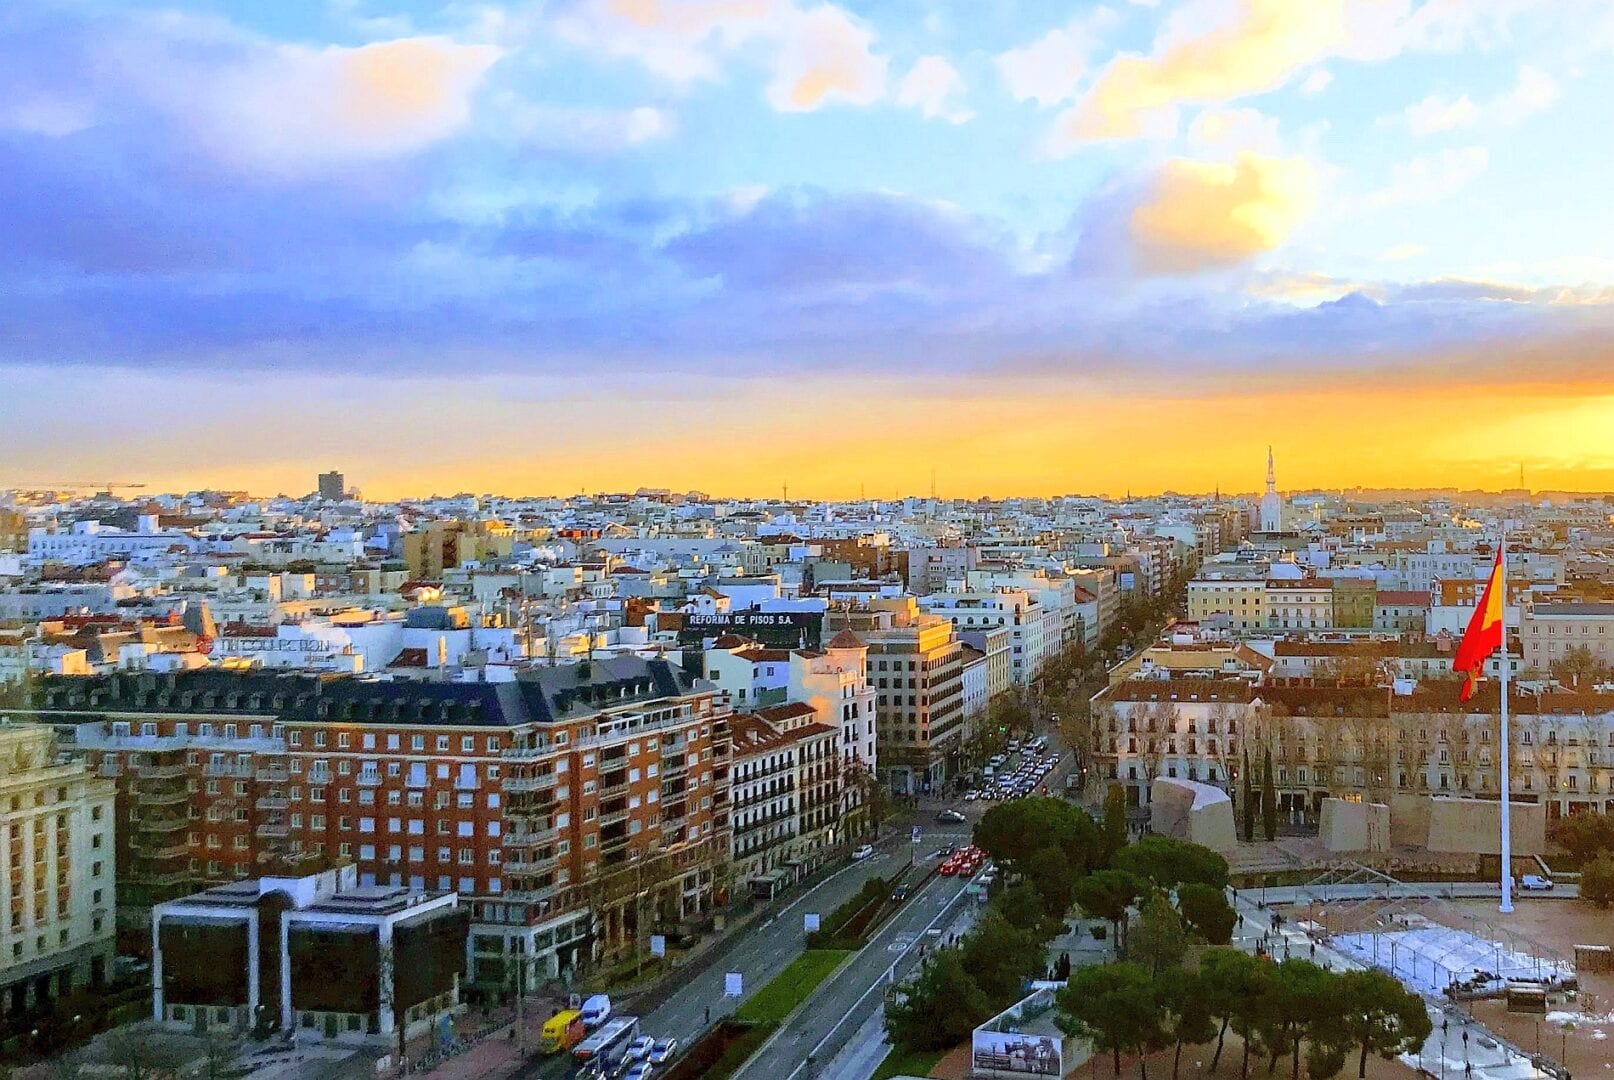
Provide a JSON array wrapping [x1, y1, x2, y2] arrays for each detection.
[[1265, 445, 1276, 494]]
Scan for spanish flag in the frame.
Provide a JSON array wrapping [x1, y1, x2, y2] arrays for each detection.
[[1452, 549, 1504, 701]]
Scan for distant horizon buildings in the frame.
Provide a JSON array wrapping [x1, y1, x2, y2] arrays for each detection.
[[317, 470, 345, 503]]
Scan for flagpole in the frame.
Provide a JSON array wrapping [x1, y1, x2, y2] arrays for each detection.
[[1498, 529, 1513, 914]]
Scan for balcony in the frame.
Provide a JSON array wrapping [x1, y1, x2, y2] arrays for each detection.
[[97, 763, 121, 778], [136, 814, 188, 834], [136, 788, 188, 807], [135, 841, 188, 861], [504, 773, 559, 793], [598, 781, 630, 801], [255, 821, 291, 839], [356, 773, 383, 787], [203, 763, 250, 778], [256, 796, 290, 812], [255, 767, 289, 783], [137, 764, 187, 781], [598, 806, 630, 826], [503, 822, 560, 848]]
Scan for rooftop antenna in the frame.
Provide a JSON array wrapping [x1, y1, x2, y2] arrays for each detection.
[[783, 480, 788, 502], [930, 468, 937, 500]]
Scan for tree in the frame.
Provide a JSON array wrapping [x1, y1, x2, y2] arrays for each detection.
[[1258, 960, 1339, 1080], [1114, 835, 1230, 891], [975, 797, 1103, 914], [1580, 852, 1614, 909], [1549, 813, 1614, 869], [1241, 748, 1255, 843], [885, 951, 993, 1052], [1260, 747, 1278, 842], [998, 882, 1059, 936], [1075, 870, 1143, 955], [961, 912, 1048, 1005], [1103, 782, 1129, 862], [1176, 883, 1236, 946], [1197, 948, 1268, 1074], [1130, 891, 1192, 977], [1551, 643, 1610, 689], [1163, 972, 1219, 1080], [1057, 962, 1167, 1079], [846, 759, 889, 839], [1336, 968, 1434, 1079]]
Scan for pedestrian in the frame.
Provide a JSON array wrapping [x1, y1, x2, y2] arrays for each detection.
[[705, 1005, 711, 1026], [1310, 942, 1316, 959]]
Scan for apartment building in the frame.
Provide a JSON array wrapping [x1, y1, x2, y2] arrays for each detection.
[[727, 708, 841, 896], [0, 724, 116, 1012], [1265, 579, 1334, 630], [918, 589, 1048, 686], [26, 658, 727, 994], [1373, 591, 1429, 633], [1521, 602, 1614, 673], [787, 632, 877, 773], [1187, 577, 1266, 632], [1091, 674, 1614, 822], [861, 615, 965, 795]]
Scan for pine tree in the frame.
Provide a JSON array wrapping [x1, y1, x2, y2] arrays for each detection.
[[1241, 748, 1255, 842], [1261, 746, 1278, 842]]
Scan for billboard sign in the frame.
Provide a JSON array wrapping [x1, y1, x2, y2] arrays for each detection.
[[970, 1029, 1062, 1077], [679, 611, 823, 648]]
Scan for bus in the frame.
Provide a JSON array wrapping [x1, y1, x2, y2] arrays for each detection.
[[573, 1015, 639, 1067], [539, 1009, 586, 1054]]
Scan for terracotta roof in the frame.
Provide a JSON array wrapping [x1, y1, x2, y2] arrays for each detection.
[[1376, 591, 1430, 606], [825, 629, 865, 650], [1273, 640, 1398, 658], [733, 647, 791, 663], [1106, 679, 1257, 704]]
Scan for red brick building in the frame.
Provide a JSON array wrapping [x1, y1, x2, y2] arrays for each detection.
[[30, 657, 729, 996]]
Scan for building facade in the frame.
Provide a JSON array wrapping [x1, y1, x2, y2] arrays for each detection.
[[0, 724, 116, 1013]]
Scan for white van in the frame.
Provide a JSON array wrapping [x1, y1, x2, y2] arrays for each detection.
[[581, 994, 613, 1028]]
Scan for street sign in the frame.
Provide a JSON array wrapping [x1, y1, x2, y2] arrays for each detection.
[[804, 913, 821, 932], [910, 826, 922, 843], [724, 972, 743, 997], [650, 934, 666, 958]]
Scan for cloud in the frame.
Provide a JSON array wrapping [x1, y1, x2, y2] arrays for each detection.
[[1403, 93, 1479, 135], [1382, 243, 1426, 260], [767, 4, 887, 111], [1398, 65, 1558, 135], [1365, 146, 1489, 207], [501, 100, 677, 153], [551, 0, 887, 114], [1188, 107, 1282, 154], [897, 56, 973, 123], [1299, 69, 1333, 94], [1127, 153, 1318, 273], [110, 26, 502, 177], [0, 96, 94, 137], [1061, 0, 1409, 143], [995, 11, 1114, 107]]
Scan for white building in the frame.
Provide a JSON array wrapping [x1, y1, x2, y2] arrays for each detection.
[[1258, 448, 1284, 533], [0, 725, 116, 1012]]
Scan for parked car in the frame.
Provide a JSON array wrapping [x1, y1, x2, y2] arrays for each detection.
[[935, 809, 967, 824], [852, 844, 875, 860], [890, 885, 911, 902], [581, 994, 613, 1028], [1519, 874, 1554, 891], [626, 1036, 655, 1062], [623, 1064, 654, 1080], [649, 1038, 679, 1065]]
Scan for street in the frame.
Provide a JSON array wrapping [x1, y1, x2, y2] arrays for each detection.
[[734, 858, 979, 1080]]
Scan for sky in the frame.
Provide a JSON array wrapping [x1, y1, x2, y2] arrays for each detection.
[[4, 0, 1614, 499]]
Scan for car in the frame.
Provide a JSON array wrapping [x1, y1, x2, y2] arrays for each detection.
[[626, 1036, 656, 1062], [623, 1064, 654, 1080], [852, 844, 875, 860], [891, 885, 911, 901], [1519, 874, 1554, 891], [649, 1038, 678, 1065], [938, 861, 959, 876], [935, 809, 967, 824], [963, 790, 978, 801]]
